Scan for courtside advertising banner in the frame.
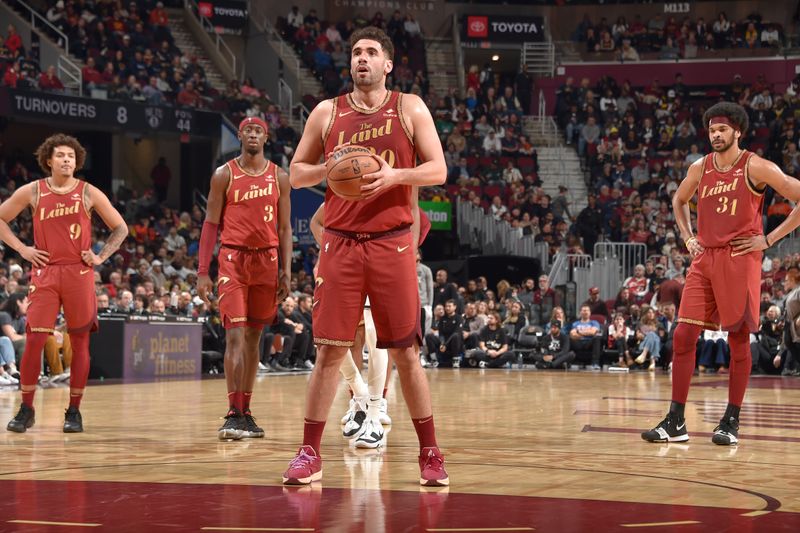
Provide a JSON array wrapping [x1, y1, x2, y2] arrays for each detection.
[[420, 201, 452, 231]]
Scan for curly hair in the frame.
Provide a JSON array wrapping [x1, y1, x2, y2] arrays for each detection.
[[349, 26, 395, 61], [703, 102, 749, 134], [34, 133, 87, 175]]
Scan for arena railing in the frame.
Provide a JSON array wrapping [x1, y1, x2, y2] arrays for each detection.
[[184, 0, 238, 79], [15, 0, 69, 56]]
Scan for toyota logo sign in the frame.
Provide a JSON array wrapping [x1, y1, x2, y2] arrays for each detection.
[[467, 16, 488, 38]]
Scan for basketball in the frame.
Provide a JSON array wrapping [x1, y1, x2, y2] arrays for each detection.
[[325, 145, 380, 201]]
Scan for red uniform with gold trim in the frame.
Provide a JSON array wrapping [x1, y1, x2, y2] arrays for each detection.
[[27, 179, 97, 334], [217, 158, 280, 329], [314, 91, 420, 348], [678, 150, 764, 332]]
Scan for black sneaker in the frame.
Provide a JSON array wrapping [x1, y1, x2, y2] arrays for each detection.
[[63, 406, 83, 433], [711, 416, 739, 446], [242, 411, 265, 438], [641, 412, 689, 443], [218, 407, 246, 440], [7, 404, 35, 433]]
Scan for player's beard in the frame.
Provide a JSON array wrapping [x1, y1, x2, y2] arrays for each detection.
[[353, 67, 385, 88], [711, 135, 735, 153]]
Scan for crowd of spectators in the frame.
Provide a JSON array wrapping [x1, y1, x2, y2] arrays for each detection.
[[573, 11, 784, 61], [555, 71, 800, 259], [416, 259, 800, 376], [1, 0, 292, 137], [279, 5, 428, 99]]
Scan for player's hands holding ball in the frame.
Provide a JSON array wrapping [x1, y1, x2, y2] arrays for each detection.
[[360, 154, 398, 199], [730, 234, 768, 257]]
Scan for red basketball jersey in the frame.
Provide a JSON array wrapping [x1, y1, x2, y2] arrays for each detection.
[[323, 91, 415, 232], [33, 179, 92, 265], [219, 158, 280, 248], [696, 150, 763, 248]]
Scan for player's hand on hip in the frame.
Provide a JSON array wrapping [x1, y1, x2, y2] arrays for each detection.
[[686, 238, 704, 258], [80, 250, 103, 266], [730, 234, 767, 257], [197, 274, 214, 305], [20, 246, 49, 267], [360, 155, 397, 199]]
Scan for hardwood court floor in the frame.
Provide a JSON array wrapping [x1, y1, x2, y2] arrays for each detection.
[[0, 369, 799, 531]]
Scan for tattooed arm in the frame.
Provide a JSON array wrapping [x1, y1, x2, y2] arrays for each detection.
[[81, 184, 127, 266]]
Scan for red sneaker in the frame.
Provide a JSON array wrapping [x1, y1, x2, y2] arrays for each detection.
[[419, 447, 449, 486], [282, 445, 323, 485]]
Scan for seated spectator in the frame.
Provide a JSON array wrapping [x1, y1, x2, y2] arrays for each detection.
[[0, 292, 28, 361], [570, 305, 602, 369], [502, 160, 523, 185], [38, 65, 64, 92], [501, 129, 520, 158], [761, 24, 781, 47], [468, 311, 515, 368], [605, 312, 633, 367], [177, 81, 202, 108], [583, 286, 610, 321], [751, 305, 784, 375], [698, 329, 729, 373], [632, 307, 661, 370], [623, 264, 651, 303], [534, 319, 575, 369], [619, 39, 639, 61], [502, 301, 528, 341], [424, 299, 463, 368], [482, 130, 502, 156]]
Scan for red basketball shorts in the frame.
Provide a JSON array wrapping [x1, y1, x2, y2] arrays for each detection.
[[313, 227, 421, 349], [27, 263, 97, 334], [217, 245, 279, 329], [678, 246, 762, 333]]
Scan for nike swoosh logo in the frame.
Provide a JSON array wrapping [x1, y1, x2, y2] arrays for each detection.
[[315, 277, 324, 287], [677, 422, 686, 431], [80, 269, 91, 275], [705, 169, 714, 174], [271, 255, 278, 261], [312, 299, 320, 307], [339, 111, 354, 117], [40, 192, 51, 197], [397, 245, 410, 253], [218, 276, 230, 285]]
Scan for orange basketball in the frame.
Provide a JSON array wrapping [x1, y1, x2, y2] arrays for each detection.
[[325, 145, 380, 201]]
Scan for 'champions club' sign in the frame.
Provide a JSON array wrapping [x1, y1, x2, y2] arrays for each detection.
[[462, 15, 545, 43]]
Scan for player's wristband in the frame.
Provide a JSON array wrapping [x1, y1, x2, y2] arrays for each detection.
[[684, 236, 697, 247], [197, 221, 219, 275]]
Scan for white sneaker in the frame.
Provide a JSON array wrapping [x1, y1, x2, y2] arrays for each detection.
[[342, 397, 368, 439], [377, 398, 391, 425], [478, 360, 487, 368], [6, 374, 18, 384], [0, 374, 11, 385], [419, 356, 428, 368], [304, 359, 315, 370], [55, 369, 71, 383], [341, 398, 357, 425], [354, 416, 385, 449], [258, 362, 268, 371], [452, 358, 460, 369]]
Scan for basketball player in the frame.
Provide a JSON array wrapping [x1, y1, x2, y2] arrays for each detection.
[[197, 117, 292, 440], [642, 102, 800, 445], [2, 134, 127, 433], [310, 202, 431, 449], [282, 26, 448, 486]]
